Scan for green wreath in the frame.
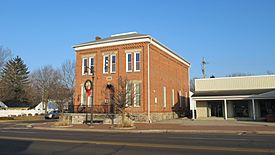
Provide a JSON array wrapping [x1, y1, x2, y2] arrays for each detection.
[[84, 79, 93, 91]]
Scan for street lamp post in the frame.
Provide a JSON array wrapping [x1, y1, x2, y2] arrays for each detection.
[[90, 74, 94, 125], [84, 66, 95, 126]]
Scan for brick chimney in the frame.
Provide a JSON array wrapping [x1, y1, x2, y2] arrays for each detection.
[[95, 36, 101, 40]]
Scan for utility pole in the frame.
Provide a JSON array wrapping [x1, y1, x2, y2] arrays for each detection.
[[201, 57, 208, 79]]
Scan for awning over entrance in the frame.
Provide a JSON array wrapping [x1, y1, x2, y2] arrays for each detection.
[[192, 89, 275, 100]]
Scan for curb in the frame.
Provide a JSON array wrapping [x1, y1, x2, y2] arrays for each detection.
[[31, 126, 275, 135]]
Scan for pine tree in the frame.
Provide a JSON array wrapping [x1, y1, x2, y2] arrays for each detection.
[[0, 56, 30, 102]]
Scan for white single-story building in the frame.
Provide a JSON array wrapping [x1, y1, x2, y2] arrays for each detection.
[[191, 75, 275, 121], [0, 101, 8, 109], [34, 101, 59, 112]]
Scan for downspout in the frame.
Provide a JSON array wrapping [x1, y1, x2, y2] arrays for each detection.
[[147, 38, 152, 123]]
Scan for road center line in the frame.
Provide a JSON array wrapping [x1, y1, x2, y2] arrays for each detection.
[[0, 130, 36, 134], [168, 136, 248, 141], [168, 136, 275, 142], [0, 135, 274, 153]]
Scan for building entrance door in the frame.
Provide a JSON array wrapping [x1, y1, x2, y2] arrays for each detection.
[[105, 83, 115, 114], [209, 101, 223, 117]]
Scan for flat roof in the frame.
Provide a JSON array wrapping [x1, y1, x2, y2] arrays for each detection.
[[195, 74, 275, 92]]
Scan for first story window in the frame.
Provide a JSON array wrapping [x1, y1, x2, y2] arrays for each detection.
[[178, 90, 182, 107], [103, 55, 109, 74], [81, 85, 86, 106], [126, 81, 132, 106], [172, 89, 175, 106], [163, 87, 167, 108], [134, 82, 141, 107], [123, 80, 141, 107]]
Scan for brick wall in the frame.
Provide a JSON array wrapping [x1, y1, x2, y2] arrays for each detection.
[[74, 41, 189, 116]]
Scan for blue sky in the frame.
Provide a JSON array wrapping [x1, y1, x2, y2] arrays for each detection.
[[0, 0, 274, 78]]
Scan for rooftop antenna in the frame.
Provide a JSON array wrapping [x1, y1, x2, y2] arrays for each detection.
[[201, 57, 208, 78]]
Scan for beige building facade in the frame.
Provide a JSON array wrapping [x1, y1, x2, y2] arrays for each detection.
[[191, 75, 275, 121]]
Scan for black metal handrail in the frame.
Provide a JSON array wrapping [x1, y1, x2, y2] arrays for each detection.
[[74, 104, 114, 114]]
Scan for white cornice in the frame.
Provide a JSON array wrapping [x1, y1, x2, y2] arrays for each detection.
[[74, 38, 150, 51], [74, 37, 190, 66]]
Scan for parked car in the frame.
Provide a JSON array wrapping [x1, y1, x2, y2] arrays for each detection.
[[45, 110, 60, 119]]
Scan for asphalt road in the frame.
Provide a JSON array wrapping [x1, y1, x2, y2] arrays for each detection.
[[0, 123, 275, 155], [0, 119, 56, 129]]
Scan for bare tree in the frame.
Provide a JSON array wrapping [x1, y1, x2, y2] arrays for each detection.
[[0, 46, 12, 71], [60, 60, 75, 111], [190, 77, 199, 92], [0, 47, 12, 100], [31, 65, 62, 113], [111, 76, 134, 127]]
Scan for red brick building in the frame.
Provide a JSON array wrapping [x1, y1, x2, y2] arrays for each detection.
[[73, 32, 190, 122]]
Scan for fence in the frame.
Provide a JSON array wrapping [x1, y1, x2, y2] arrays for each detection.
[[74, 104, 114, 114], [0, 109, 44, 117]]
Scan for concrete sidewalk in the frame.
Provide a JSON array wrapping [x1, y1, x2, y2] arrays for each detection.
[[30, 119, 275, 135]]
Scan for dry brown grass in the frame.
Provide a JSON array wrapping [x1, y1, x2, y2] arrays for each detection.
[[0, 115, 44, 122], [53, 120, 70, 127], [14, 115, 44, 121]]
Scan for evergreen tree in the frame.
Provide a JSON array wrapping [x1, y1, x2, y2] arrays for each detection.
[[0, 56, 30, 102]]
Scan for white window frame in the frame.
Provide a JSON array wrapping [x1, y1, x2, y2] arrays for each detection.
[[126, 53, 132, 72], [179, 90, 182, 107], [89, 56, 94, 75], [133, 82, 141, 107], [163, 87, 167, 108], [82, 57, 88, 75], [87, 95, 91, 107], [134, 52, 140, 72], [126, 81, 132, 107], [110, 54, 116, 73], [172, 89, 175, 106], [81, 85, 86, 106], [103, 55, 109, 74]]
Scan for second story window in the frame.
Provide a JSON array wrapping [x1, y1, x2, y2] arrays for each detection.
[[134, 52, 140, 72], [103, 55, 109, 74], [126, 53, 132, 72], [110, 54, 116, 73], [82, 57, 88, 75], [89, 57, 94, 75]]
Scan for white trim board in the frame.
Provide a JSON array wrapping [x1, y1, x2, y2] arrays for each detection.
[[192, 96, 275, 100], [74, 38, 190, 66]]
